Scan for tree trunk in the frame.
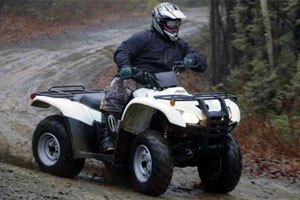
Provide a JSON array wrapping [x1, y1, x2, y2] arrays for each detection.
[[210, 0, 222, 85], [295, 12, 300, 55], [260, 0, 274, 68], [210, 0, 237, 85], [224, 0, 237, 68]]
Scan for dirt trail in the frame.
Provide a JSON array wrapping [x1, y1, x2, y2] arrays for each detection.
[[0, 7, 299, 199], [0, 162, 299, 200]]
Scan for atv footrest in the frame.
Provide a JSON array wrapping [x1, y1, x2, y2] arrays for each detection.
[[77, 151, 114, 162]]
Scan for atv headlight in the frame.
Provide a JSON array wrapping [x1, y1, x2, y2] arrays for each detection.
[[182, 112, 199, 124]]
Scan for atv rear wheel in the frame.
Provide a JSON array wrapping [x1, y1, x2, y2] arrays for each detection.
[[197, 133, 242, 193], [32, 115, 85, 178], [130, 130, 173, 196]]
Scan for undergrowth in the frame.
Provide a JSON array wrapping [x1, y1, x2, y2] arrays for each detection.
[[235, 115, 300, 180]]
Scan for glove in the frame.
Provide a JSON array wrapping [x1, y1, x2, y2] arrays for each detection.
[[183, 57, 194, 67], [119, 65, 132, 78]]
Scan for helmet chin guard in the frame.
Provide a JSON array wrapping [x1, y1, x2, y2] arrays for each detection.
[[152, 2, 186, 41], [163, 29, 179, 41]]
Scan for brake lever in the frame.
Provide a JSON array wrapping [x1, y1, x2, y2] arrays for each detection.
[[173, 61, 186, 74], [173, 63, 199, 74]]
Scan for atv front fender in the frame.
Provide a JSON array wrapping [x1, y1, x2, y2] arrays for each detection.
[[121, 97, 186, 134], [31, 96, 101, 126]]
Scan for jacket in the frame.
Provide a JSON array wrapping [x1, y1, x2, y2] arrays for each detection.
[[114, 29, 207, 74]]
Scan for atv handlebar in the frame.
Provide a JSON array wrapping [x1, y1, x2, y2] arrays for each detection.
[[119, 62, 198, 88], [120, 61, 198, 79]]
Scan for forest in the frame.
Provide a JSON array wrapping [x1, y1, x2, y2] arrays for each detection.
[[207, 0, 300, 179], [209, 0, 300, 132], [207, 1, 300, 140], [0, 0, 299, 179]]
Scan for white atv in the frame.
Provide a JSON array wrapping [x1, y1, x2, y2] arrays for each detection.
[[30, 65, 242, 196]]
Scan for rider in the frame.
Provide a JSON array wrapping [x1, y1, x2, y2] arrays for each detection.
[[99, 2, 207, 152]]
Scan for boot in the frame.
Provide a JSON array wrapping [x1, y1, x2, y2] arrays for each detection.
[[100, 111, 120, 153]]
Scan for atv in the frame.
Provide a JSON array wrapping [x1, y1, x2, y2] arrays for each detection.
[[30, 64, 242, 196]]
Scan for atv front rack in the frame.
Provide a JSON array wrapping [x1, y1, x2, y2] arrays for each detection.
[[156, 92, 237, 141], [154, 92, 237, 129], [154, 92, 237, 102]]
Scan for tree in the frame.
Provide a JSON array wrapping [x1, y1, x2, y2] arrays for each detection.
[[209, 0, 238, 86], [224, 0, 238, 68], [210, 0, 222, 85], [260, 0, 274, 68]]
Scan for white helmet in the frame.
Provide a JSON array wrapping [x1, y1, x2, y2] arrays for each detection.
[[152, 2, 186, 41]]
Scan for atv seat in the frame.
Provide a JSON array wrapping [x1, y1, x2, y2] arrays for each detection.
[[75, 93, 104, 110]]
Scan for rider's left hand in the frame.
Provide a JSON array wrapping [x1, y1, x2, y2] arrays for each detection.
[[183, 57, 194, 67]]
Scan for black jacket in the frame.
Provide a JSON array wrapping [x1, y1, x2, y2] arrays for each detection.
[[114, 29, 207, 73]]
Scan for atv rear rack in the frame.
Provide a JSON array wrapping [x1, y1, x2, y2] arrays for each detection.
[[32, 85, 103, 100]]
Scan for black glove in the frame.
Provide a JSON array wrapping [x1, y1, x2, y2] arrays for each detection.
[[118, 65, 132, 78], [183, 57, 194, 67], [183, 54, 207, 72]]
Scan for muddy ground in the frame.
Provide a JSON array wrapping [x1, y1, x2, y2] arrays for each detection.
[[0, 7, 299, 200], [1, 161, 300, 200]]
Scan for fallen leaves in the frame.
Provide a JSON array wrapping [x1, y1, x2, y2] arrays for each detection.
[[236, 121, 300, 182]]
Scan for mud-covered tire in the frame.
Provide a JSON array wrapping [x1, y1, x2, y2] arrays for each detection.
[[197, 134, 242, 193], [130, 130, 173, 196], [32, 115, 85, 178]]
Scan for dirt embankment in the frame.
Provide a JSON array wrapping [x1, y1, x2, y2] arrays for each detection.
[[0, 1, 147, 46], [0, 5, 299, 200]]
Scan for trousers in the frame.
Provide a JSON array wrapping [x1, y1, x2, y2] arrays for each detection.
[[100, 77, 142, 113]]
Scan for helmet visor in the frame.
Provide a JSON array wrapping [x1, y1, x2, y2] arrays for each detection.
[[165, 19, 181, 29]]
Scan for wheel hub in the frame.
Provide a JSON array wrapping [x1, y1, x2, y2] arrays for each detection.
[[133, 145, 152, 182], [38, 133, 60, 166]]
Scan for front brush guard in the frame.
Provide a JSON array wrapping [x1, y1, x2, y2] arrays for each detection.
[[154, 92, 238, 166]]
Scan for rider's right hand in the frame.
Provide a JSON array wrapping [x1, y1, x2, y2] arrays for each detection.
[[119, 65, 133, 78]]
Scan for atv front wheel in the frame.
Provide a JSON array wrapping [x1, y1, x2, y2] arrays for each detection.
[[32, 115, 85, 178], [197, 133, 242, 193], [130, 130, 173, 196]]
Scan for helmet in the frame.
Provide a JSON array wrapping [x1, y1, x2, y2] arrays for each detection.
[[152, 2, 186, 41]]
